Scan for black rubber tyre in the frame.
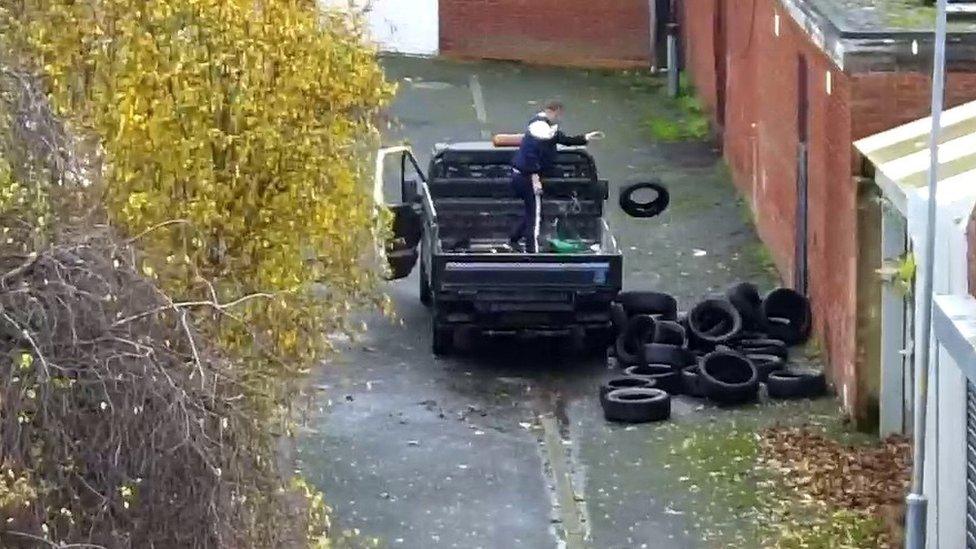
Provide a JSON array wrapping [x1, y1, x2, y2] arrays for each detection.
[[726, 282, 765, 330], [431, 319, 453, 356], [682, 365, 706, 398], [619, 181, 671, 219], [389, 203, 423, 250], [653, 321, 687, 347], [736, 338, 788, 360], [700, 350, 759, 404], [624, 364, 683, 394], [688, 298, 743, 350], [610, 302, 629, 336], [618, 291, 678, 320], [643, 343, 693, 369], [766, 368, 827, 399], [600, 376, 657, 402], [745, 353, 786, 382], [761, 288, 812, 345], [615, 315, 656, 365], [602, 388, 671, 423], [419, 267, 432, 307]]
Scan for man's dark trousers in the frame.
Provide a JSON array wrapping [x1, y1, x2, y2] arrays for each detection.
[[509, 172, 540, 253]]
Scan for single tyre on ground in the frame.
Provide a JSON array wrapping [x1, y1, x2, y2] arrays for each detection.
[[602, 388, 671, 423], [682, 365, 706, 398], [600, 376, 657, 401], [615, 314, 656, 365], [766, 368, 827, 399], [619, 181, 671, 219], [726, 282, 765, 330], [688, 298, 743, 350], [624, 364, 683, 394], [761, 288, 812, 345], [699, 350, 759, 404], [618, 291, 678, 320]]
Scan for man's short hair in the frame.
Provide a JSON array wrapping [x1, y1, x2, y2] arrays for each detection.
[[544, 99, 564, 112]]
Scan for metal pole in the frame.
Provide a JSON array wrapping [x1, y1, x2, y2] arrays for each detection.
[[905, 1, 948, 547], [666, 22, 680, 97]]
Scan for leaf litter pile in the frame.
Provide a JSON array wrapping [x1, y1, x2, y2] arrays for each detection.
[[757, 426, 911, 548]]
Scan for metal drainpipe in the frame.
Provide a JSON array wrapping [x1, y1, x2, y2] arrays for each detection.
[[667, 22, 680, 97], [905, 0, 948, 547]]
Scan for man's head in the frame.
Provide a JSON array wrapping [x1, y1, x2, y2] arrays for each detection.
[[543, 99, 565, 121]]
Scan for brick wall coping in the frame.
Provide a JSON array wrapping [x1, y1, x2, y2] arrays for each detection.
[[777, 0, 976, 73]]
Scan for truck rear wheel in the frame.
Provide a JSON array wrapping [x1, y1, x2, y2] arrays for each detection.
[[432, 319, 453, 356], [419, 267, 432, 307]]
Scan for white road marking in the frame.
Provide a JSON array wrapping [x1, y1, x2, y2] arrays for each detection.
[[469, 74, 490, 139], [540, 414, 589, 549]]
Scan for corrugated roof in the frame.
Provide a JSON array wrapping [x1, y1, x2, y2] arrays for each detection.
[[855, 100, 976, 215]]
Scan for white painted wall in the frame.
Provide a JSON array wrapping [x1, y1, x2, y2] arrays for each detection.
[[321, 0, 439, 55], [905, 182, 976, 549]]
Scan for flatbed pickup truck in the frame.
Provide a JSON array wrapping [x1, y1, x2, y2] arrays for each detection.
[[378, 141, 623, 355]]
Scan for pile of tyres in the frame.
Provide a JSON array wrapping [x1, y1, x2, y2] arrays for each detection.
[[599, 283, 827, 424]]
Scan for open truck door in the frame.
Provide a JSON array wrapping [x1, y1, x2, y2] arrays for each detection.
[[374, 146, 430, 280]]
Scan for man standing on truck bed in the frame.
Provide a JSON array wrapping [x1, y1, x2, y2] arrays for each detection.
[[508, 100, 603, 253]]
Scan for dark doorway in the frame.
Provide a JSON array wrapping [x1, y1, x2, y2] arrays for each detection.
[[794, 54, 810, 294], [713, 0, 727, 130], [653, 0, 671, 69]]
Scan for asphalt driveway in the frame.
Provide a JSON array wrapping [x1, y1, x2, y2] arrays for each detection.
[[295, 56, 796, 549]]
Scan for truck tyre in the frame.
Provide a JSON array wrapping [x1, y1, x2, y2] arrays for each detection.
[[653, 321, 686, 346], [736, 338, 788, 359], [761, 288, 812, 345], [615, 315, 656, 365], [700, 350, 759, 404], [431, 319, 453, 356], [611, 302, 629, 336], [419, 267, 432, 307], [602, 388, 671, 423], [745, 353, 785, 382], [643, 343, 692, 369], [624, 364, 682, 394], [619, 181, 670, 219], [600, 376, 656, 402], [618, 291, 678, 320], [726, 282, 765, 330], [766, 368, 827, 399], [688, 298, 743, 350], [681, 365, 706, 398]]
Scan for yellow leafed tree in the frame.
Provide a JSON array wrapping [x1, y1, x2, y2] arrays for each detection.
[[5, 0, 393, 383]]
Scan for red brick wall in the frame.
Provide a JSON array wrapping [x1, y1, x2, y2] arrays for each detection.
[[439, 0, 652, 68], [681, 0, 976, 420]]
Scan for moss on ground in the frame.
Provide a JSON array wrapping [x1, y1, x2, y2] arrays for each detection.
[[654, 401, 895, 547], [619, 72, 711, 143]]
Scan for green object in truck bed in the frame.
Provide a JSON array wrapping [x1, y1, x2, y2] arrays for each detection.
[[549, 238, 589, 254]]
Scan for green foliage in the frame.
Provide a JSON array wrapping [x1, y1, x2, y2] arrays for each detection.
[[1, 0, 394, 546], [644, 74, 711, 142], [8, 0, 394, 374]]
